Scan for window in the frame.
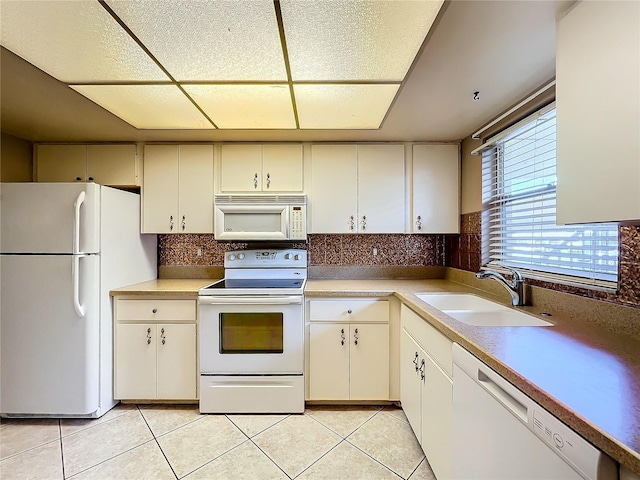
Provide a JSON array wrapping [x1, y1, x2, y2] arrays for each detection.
[[481, 103, 618, 288]]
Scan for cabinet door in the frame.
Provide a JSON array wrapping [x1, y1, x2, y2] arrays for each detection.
[[357, 145, 405, 233], [400, 329, 423, 443], [86, 144, 137, 186], [309, 323, 349, 400], [262, 144, 303, 192], [556, 1, 640, 223], [421, 355, 453, 480], [142, 145, 179, 233], [349, 323, 389, 400], [35, 145, 86, 182], [310, 145, 358, 233], [220, 144, 262, 192], [178, 145, 214, 233], [115, 324, 157, 399], [412, 144, 459, 233], [156, 324, 197, 400]]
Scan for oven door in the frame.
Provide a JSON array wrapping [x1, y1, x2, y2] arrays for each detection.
[[198, 295, 303, 374]]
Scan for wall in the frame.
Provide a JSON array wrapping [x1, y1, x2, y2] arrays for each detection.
[[1, 132, 32, 181]]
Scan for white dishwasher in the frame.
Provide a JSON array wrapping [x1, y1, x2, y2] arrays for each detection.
[[452, 344, 617, 480]]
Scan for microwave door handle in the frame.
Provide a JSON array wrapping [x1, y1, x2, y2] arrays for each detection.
[[198, 296, 303, 305]]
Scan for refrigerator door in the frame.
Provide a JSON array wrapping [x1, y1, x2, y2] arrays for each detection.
[[0, 183, 100, 254], [0, 254, 100, 416]]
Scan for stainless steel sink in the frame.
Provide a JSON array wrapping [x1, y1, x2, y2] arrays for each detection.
[[415, 293, 552, 327]]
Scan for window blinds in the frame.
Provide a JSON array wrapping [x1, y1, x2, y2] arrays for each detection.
[[481, 104, 619, 287]]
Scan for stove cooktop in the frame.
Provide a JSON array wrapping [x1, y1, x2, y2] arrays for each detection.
[[201, 278, 305, 290]]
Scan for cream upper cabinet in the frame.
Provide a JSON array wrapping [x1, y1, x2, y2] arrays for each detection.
[[310, 145, 358, 233], [310, 144, 405, 233], [35, 144, 138, 186], [142, 144, 213, 234], [411, 144, 460, 233], [220, 144, 303, 192], [556, 0, 640, 224]]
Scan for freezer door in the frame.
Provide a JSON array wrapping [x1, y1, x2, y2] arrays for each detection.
[[0, 254, 100, 416], [0, 183, 100, 254]]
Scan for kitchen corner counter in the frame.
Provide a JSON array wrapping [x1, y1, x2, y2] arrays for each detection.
[[110, 278, 216, 297], [305, 278, 640, 476]]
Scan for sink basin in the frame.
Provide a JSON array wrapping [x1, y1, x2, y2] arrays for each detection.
[[415, 293, 552, 327], [416, 293, 508, 311], [443, 309, 552, 327]]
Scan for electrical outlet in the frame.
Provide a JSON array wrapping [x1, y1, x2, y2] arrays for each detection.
[[373, 247, 378, 256], [196, 247, 203, 257]]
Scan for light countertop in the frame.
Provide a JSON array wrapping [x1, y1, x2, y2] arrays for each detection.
[[110, 277, 640, 474]]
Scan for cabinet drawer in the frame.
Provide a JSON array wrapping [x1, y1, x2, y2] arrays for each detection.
[[309, 299, 389, 323], [116, 299, 196, 322], [401, 304, 452, 376]]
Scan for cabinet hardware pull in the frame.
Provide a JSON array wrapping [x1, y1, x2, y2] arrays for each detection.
[[146, 327, 152, 345], [161, 328, 165, 345], [181, 215, 186, 231], [361, 215, 366, 231], [416, 215, 422, 231], [354, 328, 359, 345], [340, 328, 345, 346], [266, 173, 271, 188], [169, 215, 174, 231], [349, 215, 355, 231], [413, 352, 419, 372], [420, 359, 426, 381], [254, 173, 258, 189]]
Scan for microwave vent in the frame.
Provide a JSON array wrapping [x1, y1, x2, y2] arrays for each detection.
[[214, 194, 307, 205]]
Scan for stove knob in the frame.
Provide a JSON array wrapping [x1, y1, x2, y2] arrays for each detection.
[[285, 253, 291, 260], [238, 253, 245, 260], [294, 254, 301, 261], [228, 254, 236, 261]]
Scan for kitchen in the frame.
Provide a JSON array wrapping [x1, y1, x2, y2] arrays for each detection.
[[1, 0, 640, 479]]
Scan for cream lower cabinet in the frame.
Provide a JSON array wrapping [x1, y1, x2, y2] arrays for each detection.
[[400, 304, 452, 480], [308, 299, 389, 401], [114, 298, 197, 401]]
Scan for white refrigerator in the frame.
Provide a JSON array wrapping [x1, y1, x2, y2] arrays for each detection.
[[0, 183, 157, 417]]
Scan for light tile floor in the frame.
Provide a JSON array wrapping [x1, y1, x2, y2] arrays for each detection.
[[0, 404, 437, 480]]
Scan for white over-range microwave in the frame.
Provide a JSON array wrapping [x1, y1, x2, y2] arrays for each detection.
[[214, 194, 307, 241]]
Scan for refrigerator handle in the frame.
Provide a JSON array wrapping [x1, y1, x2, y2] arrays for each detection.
[[72, 255, 85, 318], [73, 190, 86, 255]]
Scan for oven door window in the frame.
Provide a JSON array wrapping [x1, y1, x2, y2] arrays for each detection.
[[219, 313, 284, 354]]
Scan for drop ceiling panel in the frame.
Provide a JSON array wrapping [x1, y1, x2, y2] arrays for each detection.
[[281, 0, 444, 81], [70, 85, 214, 129], [295, 84, 400, 129], [0, 0, 168, 83], [183, 84, 295, 129], [105, 0, 287, 81]]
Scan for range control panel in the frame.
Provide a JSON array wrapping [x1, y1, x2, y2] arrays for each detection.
[[224, 249, 307, 268]]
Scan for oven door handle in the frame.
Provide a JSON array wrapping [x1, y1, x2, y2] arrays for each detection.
[[198, 296, 303, 305]]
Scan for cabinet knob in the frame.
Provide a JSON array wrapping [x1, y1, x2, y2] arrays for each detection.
[[152, 308, 157, 313], [88, 176, 94, 182], [347, 309, 352, 314], [75, 177, 82, 181]]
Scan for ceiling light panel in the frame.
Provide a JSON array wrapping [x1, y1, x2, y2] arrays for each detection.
[[183, 84, 295, 129], [70, 85, 214, 129], [0, 0, 168, 82], [105, 0, 287, 81], [280, 0, 444, 81], [294, 84, 400, 129]]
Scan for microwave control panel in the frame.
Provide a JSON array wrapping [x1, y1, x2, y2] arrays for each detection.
[[289, 206, 307, 240]]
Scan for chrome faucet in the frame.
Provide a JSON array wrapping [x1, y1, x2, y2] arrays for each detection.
[[475, 266, 525, 306]]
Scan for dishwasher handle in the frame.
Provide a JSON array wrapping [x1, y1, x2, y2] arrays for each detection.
[[477, 368, 528, 423]]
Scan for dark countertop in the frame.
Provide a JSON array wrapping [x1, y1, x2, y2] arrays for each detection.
[[305, 279, 640, 475]]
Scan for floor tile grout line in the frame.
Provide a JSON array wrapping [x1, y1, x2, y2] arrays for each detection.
[[139, 405, 205, 439], [247, 436, 294, 480], [0, 437, 63, 464], [178, 438, 255, 479], [305, 407, 383, 439], [136, 405, 179, 480], [225, 413, 292, 440], [59, 407, 138, 439], [289, 437, 347, 479], [59, 419, 67, 480], [343, 437, 412, 480], [62, 438, 159, 479]]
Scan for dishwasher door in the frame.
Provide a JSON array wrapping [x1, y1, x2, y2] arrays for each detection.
[[452, 344, 616, 480]]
